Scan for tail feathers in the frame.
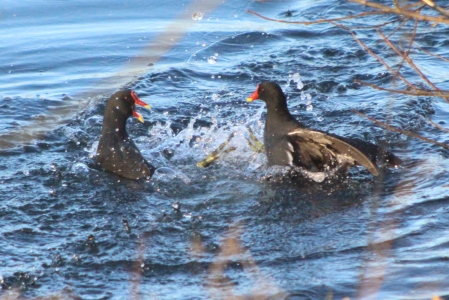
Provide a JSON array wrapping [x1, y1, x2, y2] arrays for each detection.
[[342, 137, 402, 167]]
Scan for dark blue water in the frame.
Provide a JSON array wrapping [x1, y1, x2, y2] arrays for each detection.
[[2, 0, 449, 299]]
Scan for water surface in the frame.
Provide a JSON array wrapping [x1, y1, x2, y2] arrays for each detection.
[[1, 0, 449, 299]]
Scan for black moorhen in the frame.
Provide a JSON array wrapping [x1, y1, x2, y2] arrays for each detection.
[[247, 81, 402, 176], [96, 90, 155, 180]]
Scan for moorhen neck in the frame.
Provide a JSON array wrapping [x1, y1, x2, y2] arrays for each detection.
[[247, 81, 402, 176], [96, 90, 155, 180]]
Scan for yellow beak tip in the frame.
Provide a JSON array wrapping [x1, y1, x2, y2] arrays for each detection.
[[246, 98, 254, 102]]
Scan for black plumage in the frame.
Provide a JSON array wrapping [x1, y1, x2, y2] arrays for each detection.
[[247, 81, 401, 176], [96, 90, 155, 180]]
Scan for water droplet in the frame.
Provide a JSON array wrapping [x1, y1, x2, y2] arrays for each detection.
[[291, 73, 301, 81], [192, 12, 203, 21], [306, 105, 313, 111], [208, 53, 218, 64]]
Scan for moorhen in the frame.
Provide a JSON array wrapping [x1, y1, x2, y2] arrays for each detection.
[[96, 90, 155, 180], [247, 81, 401, 176]]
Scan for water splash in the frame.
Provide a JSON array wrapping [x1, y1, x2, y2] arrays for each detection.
[[288, 72, 304, 90], [125, 103, 351, 183], [126, 107, 268, 181]]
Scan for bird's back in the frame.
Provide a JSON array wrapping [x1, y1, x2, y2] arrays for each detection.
[[96, 132, 154, 180]]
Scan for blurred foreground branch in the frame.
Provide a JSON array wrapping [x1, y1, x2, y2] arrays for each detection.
[[248, 0, 449, 149]]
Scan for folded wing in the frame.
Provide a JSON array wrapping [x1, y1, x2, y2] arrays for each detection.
[[288, 129, 379, 176]]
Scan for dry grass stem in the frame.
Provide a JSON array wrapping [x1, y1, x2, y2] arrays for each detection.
[[205, 223, 285, 300]]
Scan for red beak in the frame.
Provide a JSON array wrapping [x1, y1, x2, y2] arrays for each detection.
[[131, 91, 151, 108], [130, 91, 151, 123], [247, 84, 260, 102]]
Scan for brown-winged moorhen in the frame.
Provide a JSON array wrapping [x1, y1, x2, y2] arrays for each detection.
[[96, 90, 155, 180], [247, 81, 402, 176]]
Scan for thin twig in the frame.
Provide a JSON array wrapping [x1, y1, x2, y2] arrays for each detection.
[[354, 80, 449, 97], [350, 0, 449, 24], [393, 18, 418, 74], [422, 0, 449, 18], [376, 28, 449, 102], [354, 110, 449, 150], [415, 45, 449, 63], [332, 22, 417, 90], [246, 9, 385, 25], [428, 118, 449, 133], [376, 17, 410, 42]]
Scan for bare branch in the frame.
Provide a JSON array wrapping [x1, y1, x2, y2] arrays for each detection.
[[354, 110, 449, 150], [246, 9, 385, 25], [349, 0, 449, 24], [354, 80, 449, 98], [428, 118, 449, 133], [376, 28, 449, 102]]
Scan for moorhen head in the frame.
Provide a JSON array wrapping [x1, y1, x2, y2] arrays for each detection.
[[96, 90, 155, 180]]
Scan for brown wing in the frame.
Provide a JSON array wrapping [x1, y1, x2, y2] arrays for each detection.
[[288, 129, 379, 176]]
